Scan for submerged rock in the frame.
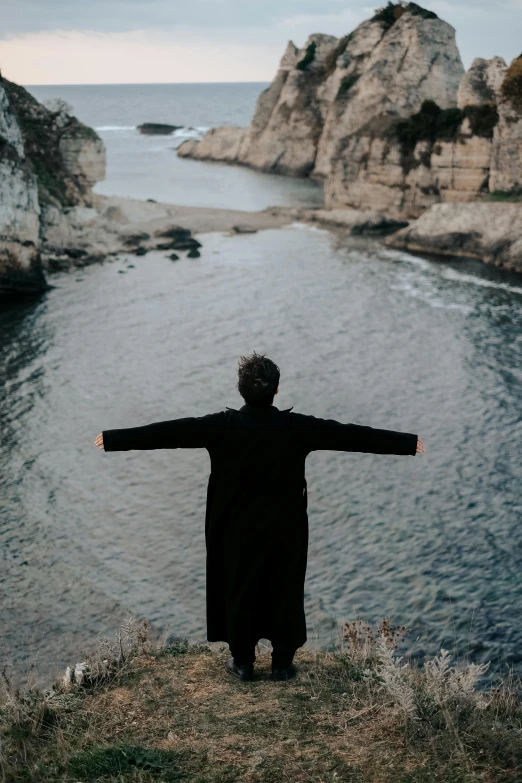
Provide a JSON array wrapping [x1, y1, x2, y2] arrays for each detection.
[[232, 225, 258, 234]]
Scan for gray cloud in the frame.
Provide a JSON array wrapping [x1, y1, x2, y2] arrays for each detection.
[[0, 0, 514, 37], [1, 0, 356, 36]]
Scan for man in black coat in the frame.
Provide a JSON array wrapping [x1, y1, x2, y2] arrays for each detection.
[[95, 352, 424, 682]]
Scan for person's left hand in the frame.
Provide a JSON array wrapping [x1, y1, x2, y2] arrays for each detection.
[[94, 433, 104, 451]]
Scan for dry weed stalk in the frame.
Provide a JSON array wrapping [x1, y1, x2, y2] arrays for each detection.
[[342, 616, 492, 719], [61, 617, 151, 690]]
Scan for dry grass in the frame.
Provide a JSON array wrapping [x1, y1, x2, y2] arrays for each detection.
[[1, 617, 521, 782]]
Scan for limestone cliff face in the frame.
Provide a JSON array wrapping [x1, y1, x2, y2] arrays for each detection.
[[178, 4, 521, 217], [0, 74, 106, 294], [178, 3, 465, 185], [457, 57, 507, 109], [0, 80, 45, 294], [490, 55, 522, 192]]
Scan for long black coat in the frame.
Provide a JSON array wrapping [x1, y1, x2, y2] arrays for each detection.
[[102, 403, 417, 650]]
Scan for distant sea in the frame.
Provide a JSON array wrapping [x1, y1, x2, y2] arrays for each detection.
[[25, 82, 324, 210], [2, 83, 522, 687]]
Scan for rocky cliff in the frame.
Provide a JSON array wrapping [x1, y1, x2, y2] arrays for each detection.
[[0, 74, 106, 295], [178, 2, 522, 219]]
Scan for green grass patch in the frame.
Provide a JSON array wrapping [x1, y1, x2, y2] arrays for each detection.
[[68, 743, 185, 781], [483, 188, 522, 202]]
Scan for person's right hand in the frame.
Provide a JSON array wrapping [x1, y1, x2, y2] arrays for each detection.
[[416, 437, 425, 454]]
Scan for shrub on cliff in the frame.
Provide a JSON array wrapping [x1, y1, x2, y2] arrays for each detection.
[[390, 99, 499, 172], [296, 41, 316, 71], [372, 2, 438, 28], [500, 53, 522, 112]]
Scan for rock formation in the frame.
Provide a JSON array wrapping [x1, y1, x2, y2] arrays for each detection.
[[178, 3, 521, 222], [490, 55, 522, 192], [0, 74, 106, 295], [179, 4, 465, 187], [385, 202, 522, 272]]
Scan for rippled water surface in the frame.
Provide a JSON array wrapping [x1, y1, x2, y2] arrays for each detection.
[[2, 226, 522, 684]]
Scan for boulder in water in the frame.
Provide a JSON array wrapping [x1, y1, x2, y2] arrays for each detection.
[[187, 248, 201, 258], [137, 123, 182, 135]]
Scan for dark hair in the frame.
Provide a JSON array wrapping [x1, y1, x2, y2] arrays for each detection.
[[237, 352, 280, 407]]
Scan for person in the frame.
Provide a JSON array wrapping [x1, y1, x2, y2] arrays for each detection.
[[95, 352, 424, 683]]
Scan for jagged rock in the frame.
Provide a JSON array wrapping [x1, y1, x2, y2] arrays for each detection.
[[384, 202, 522, 272], [490, 54, 522, 192], [176, 6, 522, 219], [155, 225, 192, 241], [457, 56, 507, 109], [137, 123, 182, 135], [121, 232, 151, 246], [178, 3, 465, 185], [59, 135, 106, 192], [0, 73, 106, 293], [178, 128, 247, 163], [0, 83, 46, 293]]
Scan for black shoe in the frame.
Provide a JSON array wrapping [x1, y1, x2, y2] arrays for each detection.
[[225, 657, 254, 682], [269, 662, 297, 681]]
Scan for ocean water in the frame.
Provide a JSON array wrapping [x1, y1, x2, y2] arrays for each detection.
[[2, 83, 522, 686], [25, 82, 324, 210]]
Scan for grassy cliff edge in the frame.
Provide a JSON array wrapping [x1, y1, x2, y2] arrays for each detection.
[[1, 618, 521, 782]]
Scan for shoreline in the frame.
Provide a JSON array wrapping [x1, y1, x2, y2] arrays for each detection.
[[12, 191, 522, 287]]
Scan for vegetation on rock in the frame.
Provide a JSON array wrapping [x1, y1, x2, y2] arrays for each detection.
[[336, 73, 361, 100], [296, 41, 317, 71], [483, 188, 522, 202], [0, 75, 101, 207], [372, 2, 438, 28], [500, 53, 522, 112], [388, 100, 499, 173]]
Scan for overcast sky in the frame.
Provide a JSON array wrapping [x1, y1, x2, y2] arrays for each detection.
[[0, 0, 520, 86]]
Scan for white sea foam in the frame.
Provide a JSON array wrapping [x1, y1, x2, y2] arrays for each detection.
[[95, 125, 136, 131], [440, 267, 522, 297], [381, 247, 522, 297], [172, 126, 207, 139]]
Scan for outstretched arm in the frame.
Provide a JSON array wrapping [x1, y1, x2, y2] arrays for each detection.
[[94, 411, 226, 452], [289, 412, 423, 456]]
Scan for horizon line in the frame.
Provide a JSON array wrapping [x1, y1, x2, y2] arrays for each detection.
[[23, 80, 272, 88]]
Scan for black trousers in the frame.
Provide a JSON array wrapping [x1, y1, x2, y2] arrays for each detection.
[[229, 638, 297, 669]]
